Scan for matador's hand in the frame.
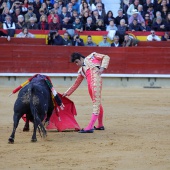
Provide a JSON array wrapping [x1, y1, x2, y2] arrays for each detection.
[[62, 92, 68, 97], [99, 67, 105, 74]]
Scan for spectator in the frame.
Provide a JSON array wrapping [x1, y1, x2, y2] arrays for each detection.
[[63, 32, 72, 46], [161, 5, 169, 19], [157, 0, 170, 12], [120, 0, 131, 13], [104, 10, 115, 26], [79, 0, 90, 15], [41, 3, 48, 16], [98, 35, 111, 47], [72, 34, 84, 46], [27, 16, 38, 29], [95, 19, 105, 31], [15, 15, 27, 29], [115, 9, 128, 26], [58, 0, 64, 14], [128, 9, 144, 24], [138, 4, 145, 18], [111, 35, 122, 47], [22, 0, 29, 12], [117, 18, 128, 44], [52, 2, 61, 15], [166, 12, 170, 31], [143, 0, 153, 12], [46, 0, 53, 12], [47, 30, 56, 45], [61, 17, 73, 30], [145, 3, 155, 21], [72, 17, 83, 32], [1, 7, 11, 23], [33, 0, 41, 17], [129, 18, 142, 31], [53, 30, 64, 45], [49, 17, 60, 30], [95, 2, 106, 20], [62, 0, 70, 7], [85, 35, 97, 46], [11, 7, 21, 23], [67, 2, 74, 16], [122, 33, 139, 46], [3, 15, 16, 37], [0, 2, 8, 15], [127, 0, 140, 17], [47, 9, 60, 24], [153, 11, 165, 24], [91, 9, 102, 24], [144, 13, 152, 28], [80, 1, 91, 16], [25, 6, 37, 23], [59, 6, 71, 24], [36, 8, 45, 23], [147, 30, 161, 41], [71, 0, 79, 13], [84, 16, 95, 30], [106, 19, 117, 31], [81, 10, 89, 26], [140, 21, 151, 31], [16, 27, 35, 38], [70, 10, 79, 24], [0, 30, 10, 41], [152, 16, 167, 31], [9, 1, 22, 14], [161, 32, 170, 41], [38, 14, 49, 30], [92, 0, 105, 10]]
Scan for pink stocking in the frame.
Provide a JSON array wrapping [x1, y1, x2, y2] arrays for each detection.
[[97, 105, 104, 128], [97, 112, 103, 128], [84, 114, 98, 130]]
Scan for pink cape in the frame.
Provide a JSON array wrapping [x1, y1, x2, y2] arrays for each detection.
[[46, 94, 81, 131], [22, 94, 81, 132]]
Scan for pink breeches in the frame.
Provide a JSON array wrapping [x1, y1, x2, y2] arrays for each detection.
[[86, 68, 103, 115]]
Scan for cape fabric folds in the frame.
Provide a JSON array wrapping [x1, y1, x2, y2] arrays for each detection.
[[46, 94, 80, 132]]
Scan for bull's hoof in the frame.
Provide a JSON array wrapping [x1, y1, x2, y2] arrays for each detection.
[[8, 137, 14, 144], [31, 138, 37, 142], [23, 127, 29, 132]]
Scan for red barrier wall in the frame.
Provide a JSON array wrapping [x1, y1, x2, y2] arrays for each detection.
[[0, 37, 46, 45], [0, 45, 170, 74]]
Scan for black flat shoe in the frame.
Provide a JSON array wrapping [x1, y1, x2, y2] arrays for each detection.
[[78, 129, 94, 133], [94, 126, 105, 130]]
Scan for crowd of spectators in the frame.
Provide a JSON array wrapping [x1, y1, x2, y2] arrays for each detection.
[[0, 0, 170, 45]]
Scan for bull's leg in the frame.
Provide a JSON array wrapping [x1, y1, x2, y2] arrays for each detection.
[[8, 113, 20, 144], [31, 118, 38, 142], [23, 114, 30, 132], [31, 120, 47, 142]]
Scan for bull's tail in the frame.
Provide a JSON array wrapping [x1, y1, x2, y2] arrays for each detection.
[[29, 84, 47, 140]]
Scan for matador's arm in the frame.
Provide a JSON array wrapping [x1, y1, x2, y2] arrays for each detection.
[[86, 52, 110, 69], [64, 74, 84, 96]]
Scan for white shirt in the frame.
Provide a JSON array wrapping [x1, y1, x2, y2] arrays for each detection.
[[3, 22, 16, 30], [147, 35, 161, 41]]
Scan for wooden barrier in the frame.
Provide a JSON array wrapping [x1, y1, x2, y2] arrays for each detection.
[[0, 45, 170, 74], [138, 41, 170, 47], [0, 37, 46, 45], [1, 37, 170, 46]]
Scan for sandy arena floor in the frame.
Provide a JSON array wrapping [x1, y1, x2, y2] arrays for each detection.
[[0, 86, 170, 170]]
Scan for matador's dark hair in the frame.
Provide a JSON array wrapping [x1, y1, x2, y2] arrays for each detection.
[[70, 52, 85, 63]]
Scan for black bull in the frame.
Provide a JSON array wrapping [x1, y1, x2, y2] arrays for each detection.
[[8, 76, 62, 143]]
